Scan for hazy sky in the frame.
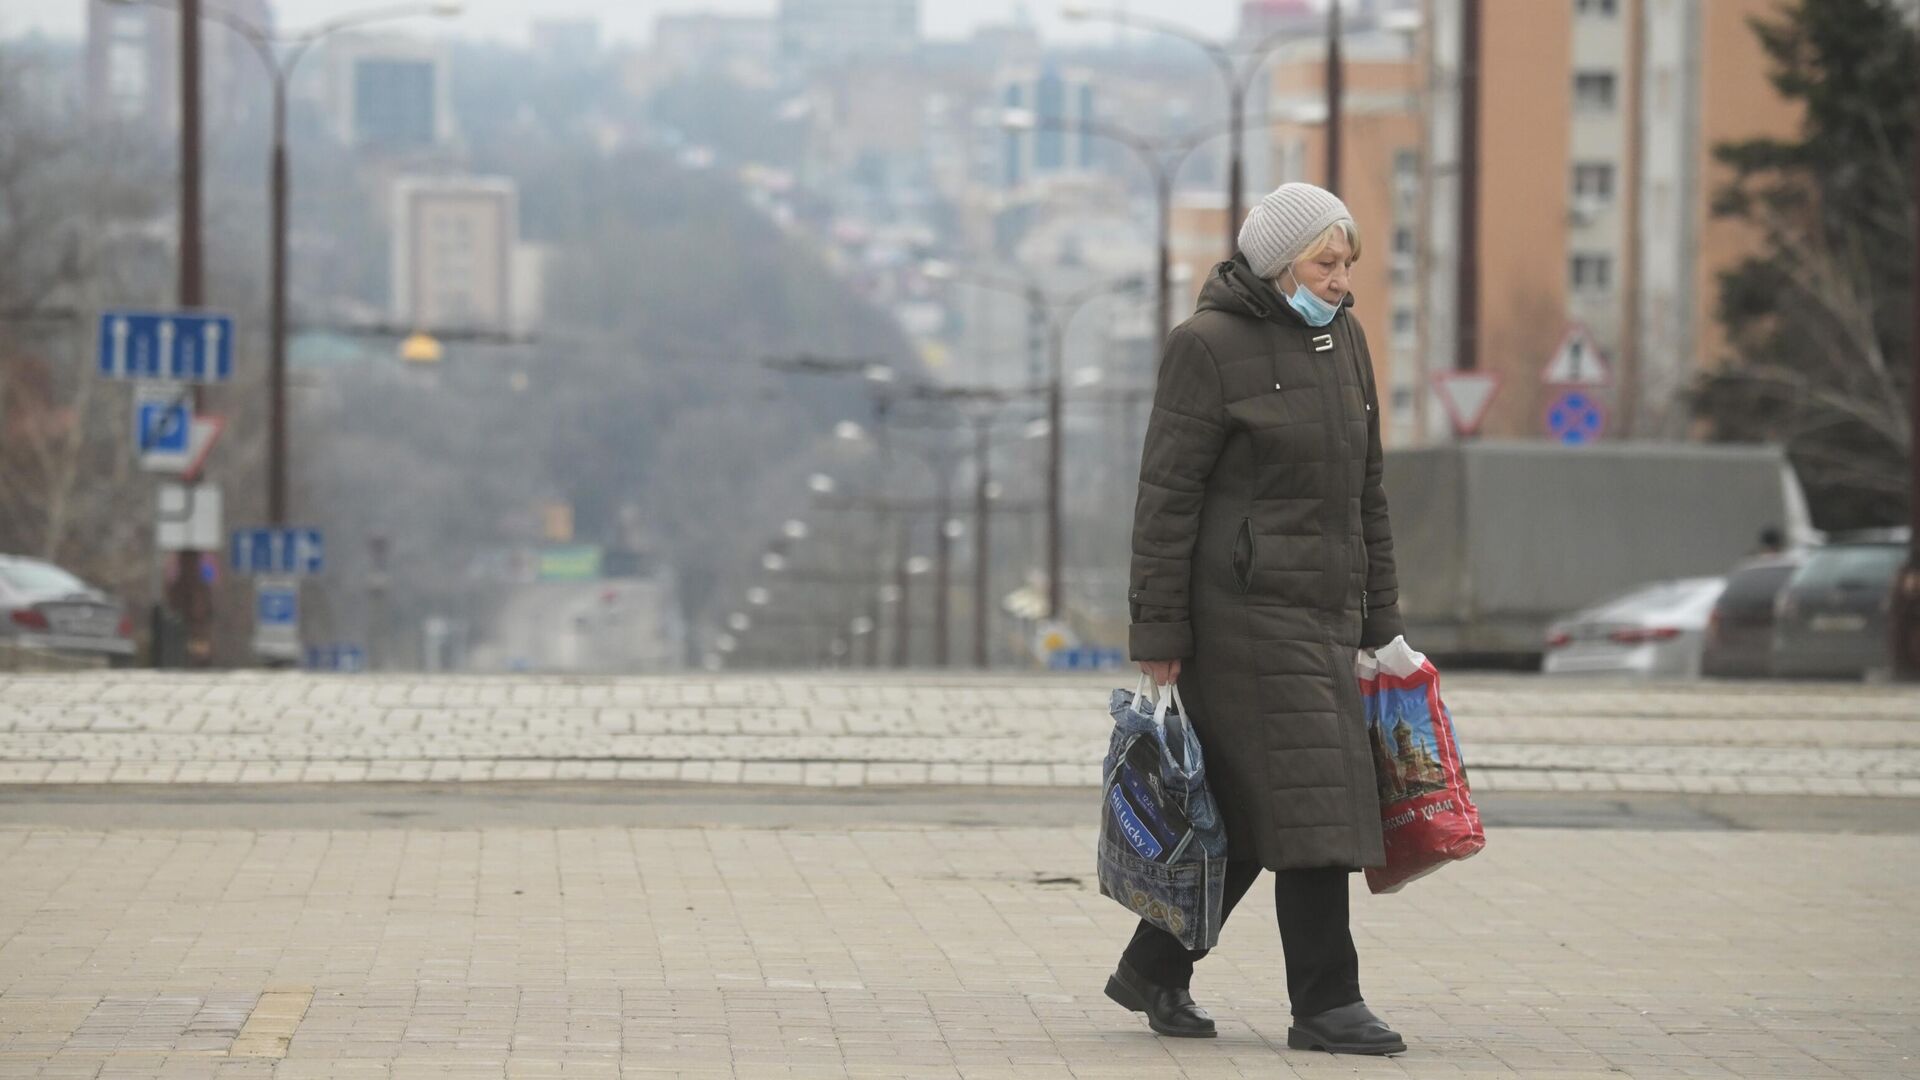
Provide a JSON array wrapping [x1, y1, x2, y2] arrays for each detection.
[[4, 1, 1253, 47]]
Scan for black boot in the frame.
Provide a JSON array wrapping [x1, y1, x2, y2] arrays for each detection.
[[1104, 959, 1217, 1038], [1286, 1001, 1406, 1055]]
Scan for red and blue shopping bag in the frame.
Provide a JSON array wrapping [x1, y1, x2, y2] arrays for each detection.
[[1356, 637, 1486, 894]]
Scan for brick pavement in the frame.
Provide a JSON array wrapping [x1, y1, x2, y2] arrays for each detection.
[[0, 822, 1914, 1079], [2, 672, 1918, 797]]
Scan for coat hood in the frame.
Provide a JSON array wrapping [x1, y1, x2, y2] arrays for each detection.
[[1197, 251, 1357, 326]]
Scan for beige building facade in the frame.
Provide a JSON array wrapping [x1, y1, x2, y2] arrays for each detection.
[[390, 176, 519, 335], [1418, 0, 1797, 443]]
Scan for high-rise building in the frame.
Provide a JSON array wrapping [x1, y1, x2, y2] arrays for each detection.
[[1418, 0, 1795, 442], [997, 62, 1097, 190], [776, 0, 920, 66], [390, 176, 519, 334], [327, 36, 452, 151], [1261, 31, 1425, 445], [84, 0, 271, 131]]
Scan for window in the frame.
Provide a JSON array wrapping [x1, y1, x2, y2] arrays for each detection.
[[1572, 162, 1615, 201], [1570, 253, 1613, 291], [1575, 0, 1618, 14], [1391, 308, 1416, 336], [1392, 149, 1419, 178], [1392, 226, 1415, 255], [1573, 71, 1617, 111]]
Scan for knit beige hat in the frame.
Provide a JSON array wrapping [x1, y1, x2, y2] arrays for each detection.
[[1238, 182, 1353, 279]]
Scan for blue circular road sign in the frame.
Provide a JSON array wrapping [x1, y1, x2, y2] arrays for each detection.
[[1545, 389, 1607, 445]]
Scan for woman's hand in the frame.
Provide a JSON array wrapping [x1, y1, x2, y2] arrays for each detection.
[[1139, 659, 1182, 686]]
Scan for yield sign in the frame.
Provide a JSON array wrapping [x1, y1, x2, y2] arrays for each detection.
[[1543, 324, 1612, 386], [1432, 371, 1502, 437]]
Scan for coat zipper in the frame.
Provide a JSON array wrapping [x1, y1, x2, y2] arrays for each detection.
[[1235, 517, 1255, 594]]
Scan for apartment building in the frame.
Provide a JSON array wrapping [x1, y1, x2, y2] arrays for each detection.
[[1419, 0, 1797, 442]]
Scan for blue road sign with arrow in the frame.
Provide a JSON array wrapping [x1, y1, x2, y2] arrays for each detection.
[[230, 528, 324, 575], [98, 309, 234, 382]]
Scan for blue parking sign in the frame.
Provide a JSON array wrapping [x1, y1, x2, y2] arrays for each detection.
[[137, 398, 191, 453], [256, 585, 298, 626]]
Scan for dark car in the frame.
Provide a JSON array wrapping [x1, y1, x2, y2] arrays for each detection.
[[1702, 554, 1806, 678], [1772, 534, 1908, 681]]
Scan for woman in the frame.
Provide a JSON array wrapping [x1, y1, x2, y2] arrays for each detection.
[[1108, 182, 1406, 1056]]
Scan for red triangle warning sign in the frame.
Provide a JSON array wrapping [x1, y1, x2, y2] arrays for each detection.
[[1432, 371, 1502, 437]]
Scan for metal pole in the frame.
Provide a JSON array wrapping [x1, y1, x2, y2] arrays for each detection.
[[1155, 168, 1173, 349], [1456, 0, 1482, 374], [1897, 86, 1920, 681], [367, 534, 388, 671], [891, 517, 911, 668], [169, 0, 213, 667], [1326, 0, 1343, 197], [972, 418, 991, 669], [1025, 287, 1046, 387], [933, 458, 952, 668], [1227, 83, 1246, 251], [268, 72, 289, 524], [1045, 318, 1066, 620]]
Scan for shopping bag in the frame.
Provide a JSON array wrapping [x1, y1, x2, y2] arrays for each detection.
[[1356, 636, 1486, 894], [1096, 677, 1230, 950]]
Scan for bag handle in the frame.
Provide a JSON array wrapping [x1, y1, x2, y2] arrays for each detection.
[[1150, 683, 1202, 773]]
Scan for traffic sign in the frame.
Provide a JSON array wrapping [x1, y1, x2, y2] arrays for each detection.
[[135, 388, 190, 454], [1543, 325, 1612, 386], [1047, 645, 1127, 672], [254, 577, 299, 627], [305, 644, 366, 673], [1432, 371, 1502, 438], [157, 483, 223, 552], [134, 390, 225, 476], [1544, 388, 1608, 445], [97, 309, 235, 381], [230, 527, 324, 575], [250, 576, 301, 661]]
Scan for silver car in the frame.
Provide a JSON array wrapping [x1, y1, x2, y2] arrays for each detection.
[[1543, 576, 1727, 678], [0, 555, 135, 663]]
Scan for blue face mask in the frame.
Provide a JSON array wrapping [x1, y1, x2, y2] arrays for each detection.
[[1283, 280, 1340, 327]]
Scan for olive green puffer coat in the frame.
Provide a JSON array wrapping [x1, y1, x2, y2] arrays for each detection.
[[1127, 252, 1405, 872]]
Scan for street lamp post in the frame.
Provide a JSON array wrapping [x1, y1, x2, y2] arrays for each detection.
[[174, 0, 210, 666], [1064, 6, 1296, 252], [925, 266, 1142, 620], [971, 416, 992, 669], [1002, 110, 1223, 349], [119, 0, 462, 526]]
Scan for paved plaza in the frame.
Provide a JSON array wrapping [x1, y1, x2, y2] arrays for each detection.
[[0, 672, 1916, 1078]]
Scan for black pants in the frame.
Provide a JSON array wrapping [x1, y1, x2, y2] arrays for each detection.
[[1120, 860, 1361, 1018]]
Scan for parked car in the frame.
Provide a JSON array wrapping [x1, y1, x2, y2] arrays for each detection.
[[1702, 554, 1808, 678], [1771, 533, 1908, 681], [1542, 577, 1727, 678], [0, 555, 135, 664]]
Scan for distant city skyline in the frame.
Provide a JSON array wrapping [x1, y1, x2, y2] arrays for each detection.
[[4, 1, 1279, 49]]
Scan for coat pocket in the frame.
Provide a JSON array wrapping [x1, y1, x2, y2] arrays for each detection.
[[1231, 518, 1255, 594]]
